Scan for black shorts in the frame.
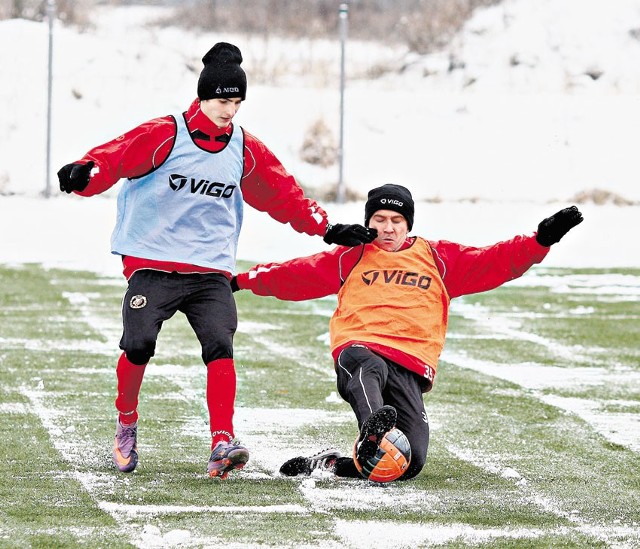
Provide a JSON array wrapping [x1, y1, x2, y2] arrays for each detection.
[[119, 270, 237, 365]]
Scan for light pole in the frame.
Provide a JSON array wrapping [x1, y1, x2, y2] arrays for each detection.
[[44, 0, 55, 198], [337, 2, 348, 203]]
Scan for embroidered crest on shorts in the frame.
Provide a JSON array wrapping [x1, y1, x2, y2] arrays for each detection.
[[129, 295, 147, 309]]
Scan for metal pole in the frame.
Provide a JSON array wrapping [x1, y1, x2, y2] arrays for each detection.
[[337, 2, 348, 204], [44, 0, 55, 198]]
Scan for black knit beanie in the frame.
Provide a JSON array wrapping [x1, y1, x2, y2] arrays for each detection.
[[364, 184, 414, 231], [197, 42, 247, 101]]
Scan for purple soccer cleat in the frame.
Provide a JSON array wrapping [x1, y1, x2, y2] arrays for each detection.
[[113, 420, 138, 473], [207, 440, 249, 479]]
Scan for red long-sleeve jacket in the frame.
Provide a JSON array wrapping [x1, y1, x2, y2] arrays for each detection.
[[73, 98, 328, 278], [236, 234, 549, 388]]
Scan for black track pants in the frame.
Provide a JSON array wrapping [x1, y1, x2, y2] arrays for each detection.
[[335, 344, 430, 480]]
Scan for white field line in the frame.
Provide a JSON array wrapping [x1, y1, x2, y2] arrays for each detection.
[[449, 301, 600, 363], [335, 520, 565, 548], [443, 351, 640, 453], [447, 445, 640, 548], [19, 382, 105, 468], [59, 290, 122, 349], [19, 374, 344, 549], [237, 324, 333, 378], [98, 501, 308, 516], [1, 336, 113, 353], [508, 272, 640, 296]]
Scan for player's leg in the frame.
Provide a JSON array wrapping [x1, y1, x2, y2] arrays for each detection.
[[113, 270, 181, 472], [383, 361, 430, 480], [182, 273, 248, 478], [335, 344, 389, 426]]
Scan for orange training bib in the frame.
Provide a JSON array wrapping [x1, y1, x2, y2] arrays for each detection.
[[330, 238, 450, 372]]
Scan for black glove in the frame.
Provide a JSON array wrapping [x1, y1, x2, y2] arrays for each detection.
[[324, 223, 377, 246], [230, 276, 240, 292], [536, 205, 583, 247], [58, 161, 95, 193]]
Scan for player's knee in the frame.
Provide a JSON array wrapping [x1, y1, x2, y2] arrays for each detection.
[[398, 433, 429, 480], [400, 451, 427, 480], [124, 343, 155, 366], [201, 343, 233, 365]]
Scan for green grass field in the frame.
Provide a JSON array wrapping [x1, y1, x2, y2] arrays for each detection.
[[1, 263, 639, 548]]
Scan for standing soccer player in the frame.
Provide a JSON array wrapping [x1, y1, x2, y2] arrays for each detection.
[[57, 42, 376, 478]]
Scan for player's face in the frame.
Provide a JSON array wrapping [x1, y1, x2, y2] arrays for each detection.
[[368, 209, 409, 252], [201, 98, 242, 128]]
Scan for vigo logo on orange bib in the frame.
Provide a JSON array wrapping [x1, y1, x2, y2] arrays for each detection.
[[361, 269, 432, 289]]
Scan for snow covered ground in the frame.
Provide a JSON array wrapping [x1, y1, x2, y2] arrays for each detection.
[[1, 0, 639, 271]]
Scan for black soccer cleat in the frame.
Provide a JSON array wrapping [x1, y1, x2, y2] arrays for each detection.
[[279, 448, 342, 477], [355, 405, 397, 463]]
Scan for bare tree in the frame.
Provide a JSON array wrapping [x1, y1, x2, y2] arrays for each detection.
[[1, 0, 500, 55]]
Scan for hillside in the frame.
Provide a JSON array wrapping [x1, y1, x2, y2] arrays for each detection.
[[1, 0, 640, 203]]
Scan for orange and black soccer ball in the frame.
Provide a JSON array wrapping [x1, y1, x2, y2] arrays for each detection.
[[353, 427, 411, 483]]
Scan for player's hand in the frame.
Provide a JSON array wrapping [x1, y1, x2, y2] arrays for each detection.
[[58, 161, 94, 193], [324, 223, 378, 246], [536, 205, 583, 247], [230, 276, 240, 292]]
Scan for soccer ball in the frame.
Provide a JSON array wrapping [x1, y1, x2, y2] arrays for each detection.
[[353, 427, 411, 483]]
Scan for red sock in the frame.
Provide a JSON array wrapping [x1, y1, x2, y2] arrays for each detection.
[[115, 352, 146, 425], [207, 358, 236, 448]]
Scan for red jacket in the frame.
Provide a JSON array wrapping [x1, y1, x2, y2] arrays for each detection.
[[236, 234, 549, 388], [74, 98, 328, 278]]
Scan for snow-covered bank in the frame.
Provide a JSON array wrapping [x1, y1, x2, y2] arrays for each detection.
[[2, 195, 637, 277]]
